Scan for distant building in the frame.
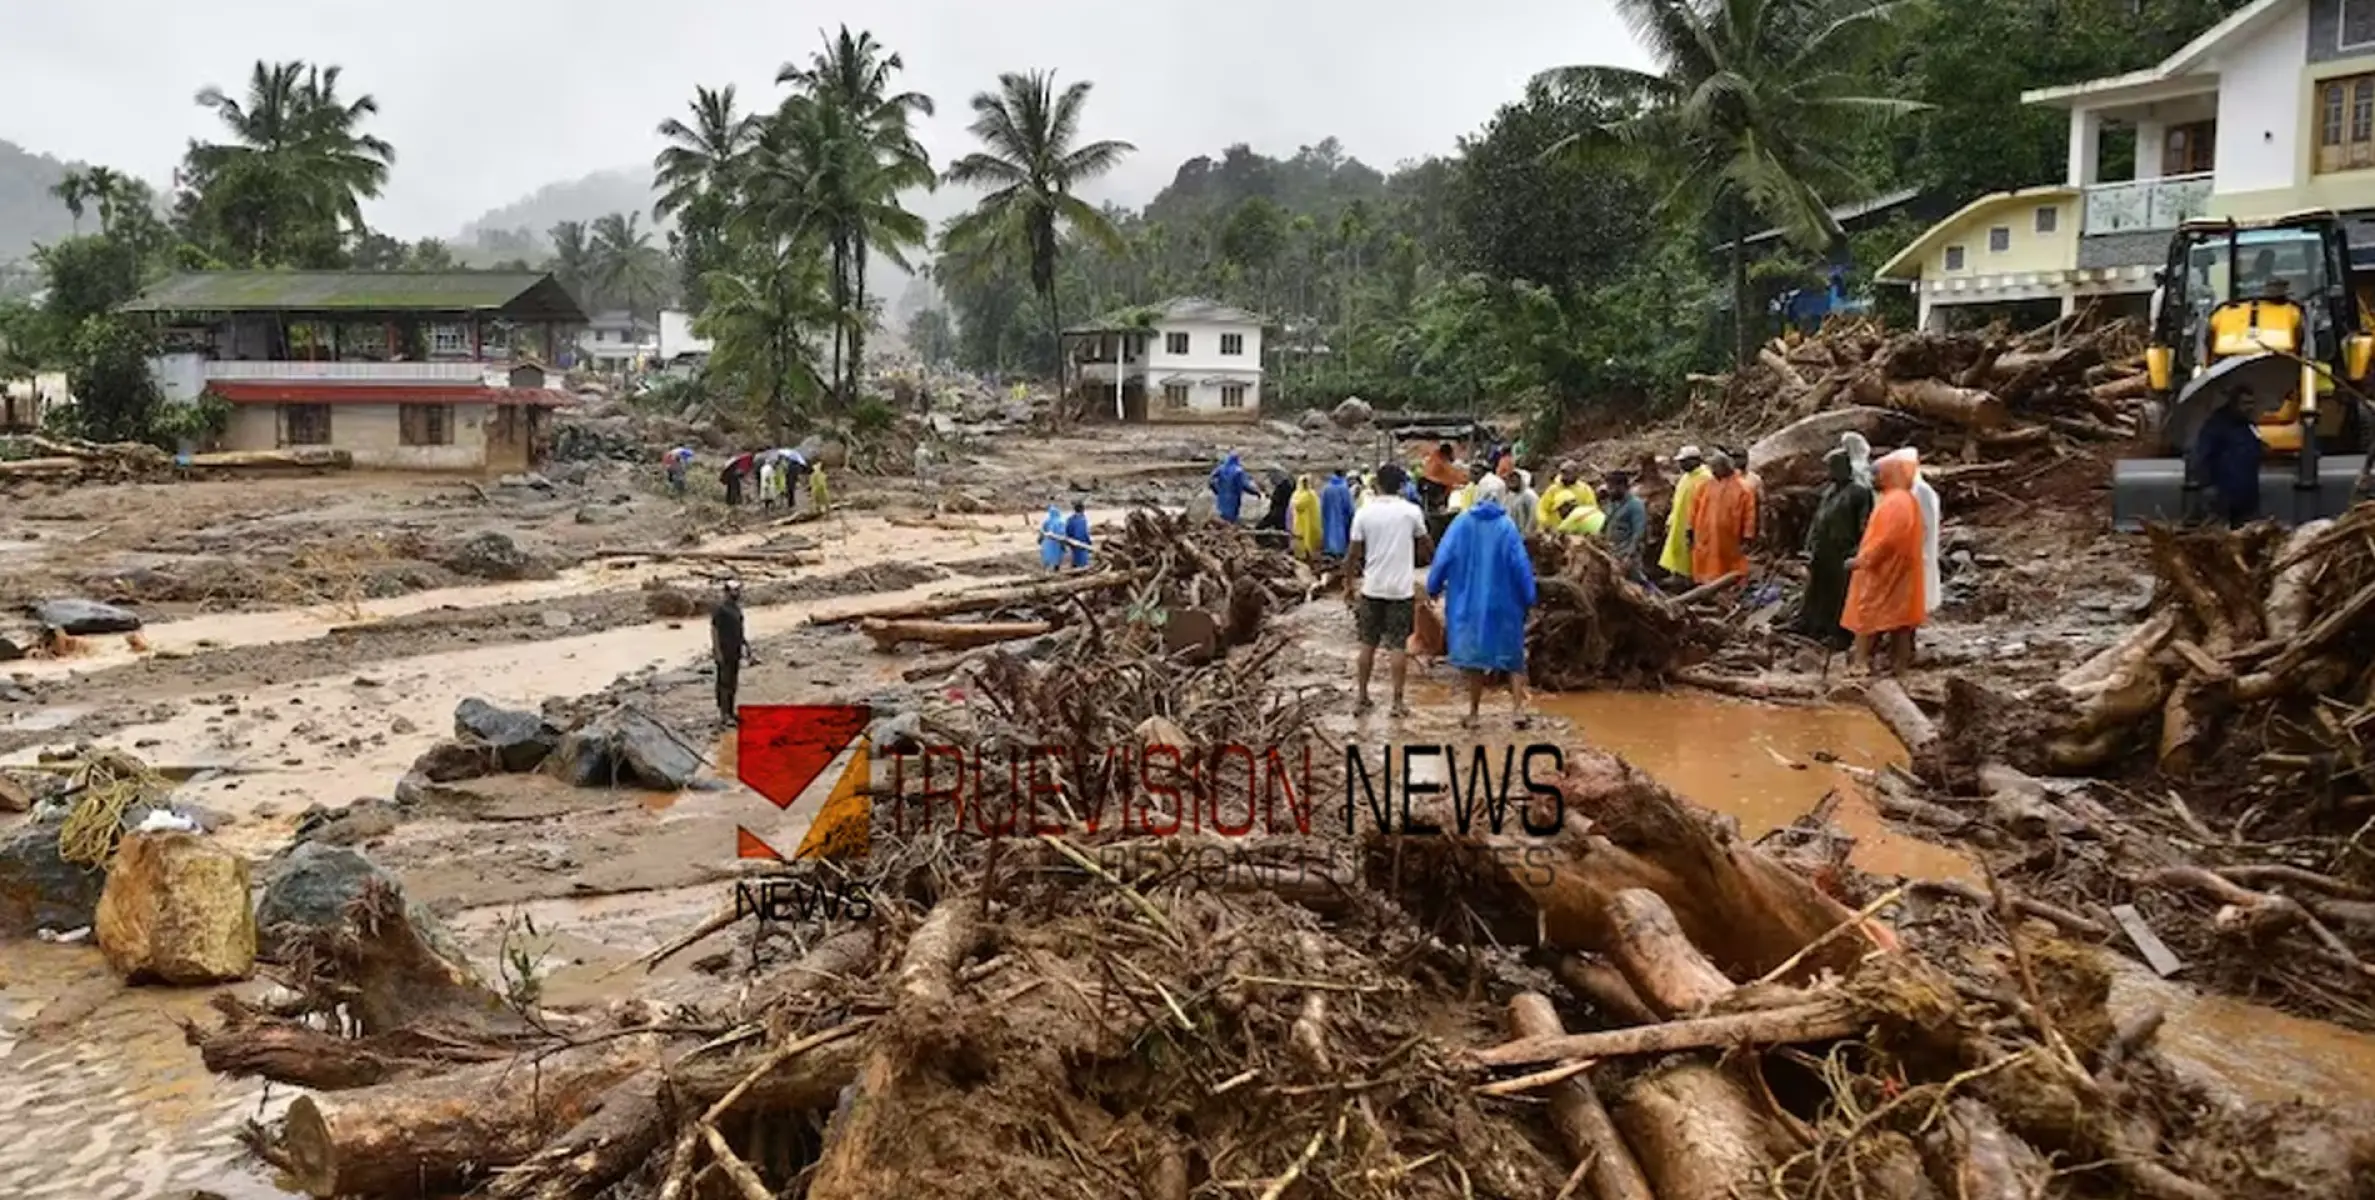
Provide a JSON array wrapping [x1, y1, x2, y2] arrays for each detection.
[[576, 310, 659, 372], [658, 309, 712, 363], [1063, 297, 1266, 423], [119, 270, 585, 472]]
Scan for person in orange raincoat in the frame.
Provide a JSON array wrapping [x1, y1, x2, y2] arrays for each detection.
[[1842, 451, 1927, 675], [1686, 451, 1756, 585]]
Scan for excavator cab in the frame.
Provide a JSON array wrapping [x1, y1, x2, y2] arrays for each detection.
[[2115, 212, 2375, 529]]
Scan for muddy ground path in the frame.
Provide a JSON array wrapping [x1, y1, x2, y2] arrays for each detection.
[[3, 419, 2369, 1199]]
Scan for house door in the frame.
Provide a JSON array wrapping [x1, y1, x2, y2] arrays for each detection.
[[488, 405, 529, 472], [1121, 382, 1147, 422], [2162, 121, 2215, 175]]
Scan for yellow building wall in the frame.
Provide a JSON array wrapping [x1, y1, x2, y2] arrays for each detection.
[[1922, 196, 2081, 279], [220, 403, 493, 470]]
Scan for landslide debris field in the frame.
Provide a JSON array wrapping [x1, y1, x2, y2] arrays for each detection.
[[7, 346, 2375, 1200]]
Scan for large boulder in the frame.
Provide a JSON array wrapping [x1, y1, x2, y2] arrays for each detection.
[[253, 842, 454, 961], [1330, 396, 1375, 428], [1297, 409, 1330, 431], [453, 698, 560, 772], [0, 817, 105, 937], [543, 708, 702, 791], [439, 531, 554, 581], [31, 598, 143, 635], [94, 831, 255, 984], [794, 435, 849, 470]]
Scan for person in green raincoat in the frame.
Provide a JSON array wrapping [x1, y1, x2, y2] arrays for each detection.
[[1794, 447, 1873, 648]]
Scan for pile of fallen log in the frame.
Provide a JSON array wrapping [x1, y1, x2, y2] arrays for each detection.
[[184, 731, 2375, 1199], [1742, 317, 2147, 494], [0, 434, 352, 482], [1524, 534, 1734, 689]]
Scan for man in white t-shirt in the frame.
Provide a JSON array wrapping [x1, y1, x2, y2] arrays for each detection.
[[1346, 463, 1432, 717]]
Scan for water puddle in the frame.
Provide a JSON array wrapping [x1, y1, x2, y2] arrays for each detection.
[[2107, 958, 2375, 1107], [1528, 689, 1976, 883], [2, 705, 90, 733]]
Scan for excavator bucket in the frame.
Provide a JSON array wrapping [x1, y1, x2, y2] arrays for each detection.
[[2111, 455, 2367, 530]]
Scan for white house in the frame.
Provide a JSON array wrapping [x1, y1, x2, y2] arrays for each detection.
[[576, 311, 658, 372], [658, 308, 712, 363], [1880, 0, 2375, 329], [1065, 297, 1266, 423]]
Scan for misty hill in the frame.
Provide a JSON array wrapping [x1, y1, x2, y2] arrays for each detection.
[[452, 167, 661, 260], [0, 139, 79, 264]]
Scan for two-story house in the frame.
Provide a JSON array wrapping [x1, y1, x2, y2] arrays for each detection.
[[120, 270, 586, 472], [1880, 0, 2375, 330], [1065, 297, 1266, 423], [576, 310, 659, 373]]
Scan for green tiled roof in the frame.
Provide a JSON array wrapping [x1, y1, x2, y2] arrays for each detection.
[[119, 271, 586, 318]]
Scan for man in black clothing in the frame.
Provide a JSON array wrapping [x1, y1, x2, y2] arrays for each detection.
[[712, 580, 758, 725]]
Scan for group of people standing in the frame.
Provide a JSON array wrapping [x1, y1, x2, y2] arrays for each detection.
[[666, 446, 830, 515], [1791, 433, 1942, 675]]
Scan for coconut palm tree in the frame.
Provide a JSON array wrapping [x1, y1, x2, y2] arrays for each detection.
[[81, 166, 134, 235], [778, 28, 936, 404], [697, 236, 837, 439], [1538, 0, 1914, 365], [50, 171, 91, 235], [589, 212, 668, 318], [185, 60, 395, 265], [653, 84, 761, 220], [547, 220, 596, 305], [941, 71, 1134, 415]]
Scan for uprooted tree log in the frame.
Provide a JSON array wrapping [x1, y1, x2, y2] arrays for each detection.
[[859, 618, 1053, 652]]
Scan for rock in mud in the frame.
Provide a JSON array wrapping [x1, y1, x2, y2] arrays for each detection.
[[439, 531, 554, 581], [95, 830, 255, 984], [1298, 409, 1331, 431], [453, 697, 560, 771], [1331, 395, 1374, 427], [0, 817, 106, 938], [30, 597, 143, 635], [543, 707, 702, 791], [253, 841, 454, 961], [410, 738, 497, 783], [644, 583, 703, 619]]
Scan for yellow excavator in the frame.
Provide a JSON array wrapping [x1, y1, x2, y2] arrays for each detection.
[[2115, 211, 2375, 530]]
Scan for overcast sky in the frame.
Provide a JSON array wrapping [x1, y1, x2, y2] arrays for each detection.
[[0, 0, 1649, 239]]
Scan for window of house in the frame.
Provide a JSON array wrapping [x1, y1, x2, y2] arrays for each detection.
[[1220, 383, 1248, 409], [2035, 206, 2058, 234], [429, 323, 471, 356], [2345, 0, 2375, 50], [1165, 331, 1189, 355], [2162, 121, 2216, 176], [400, 404, 452, 447], [1945, 245, 1966, 271], [282, 404, 331, 446], [1220, 332, 1245, 356], [2319, 73, 2375, 173], [1162, 383, 1189, 408], [1988, 227, 2011, 253]]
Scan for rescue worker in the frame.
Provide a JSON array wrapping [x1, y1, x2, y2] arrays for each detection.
[[712, 580, 757, 726], [1427, 475, 1538, 730], [1554, 496, 1604, 536], [720, 451, 754, 507], [1320, 469, 1356, 558], [1509, 469, 1541, 537], [1796, 448, 1873, 648], [1841, 431, 1874, 487], [1065, 500, 1093, 569], [1257, 470, 1295, 534], [1211, 453, 1261, 523], [1602, 472, 1648, 568], [1038, 502, 1068, 571], [664, 446, 694, 496], [1657, 445, 1710, 578], [1883, 447, 1942, 622], [1843, 451, 1928, 676], [1536, 462, 1592, 531], [2190, 389, 2264, 526], [1291, 473, 1324, 557], [757, 454, 782, 512], [808, 461, 831, 515], [1687, 450, 1757, 586], [1420, 441, 1466, 510]]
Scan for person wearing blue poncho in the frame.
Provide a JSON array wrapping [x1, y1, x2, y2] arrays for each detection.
[[1064, 500, 1092, 569], [1038, 503, 1067, 571], [1210, 453, 1261, 523], [1320, 471, 1354, 558], [1425, 475, 1538, 729]]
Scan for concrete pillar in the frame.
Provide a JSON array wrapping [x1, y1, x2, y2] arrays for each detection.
[[2134, 116, 2165, 179], [2068, 108, 2103, 186]]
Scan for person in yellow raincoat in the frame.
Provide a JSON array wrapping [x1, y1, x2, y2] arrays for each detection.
[[1656, 445, 1709, 578], [1554, 496, 1604, 536], [1535, 462, 1593, 531], [1290, 474, 1324, 557], [809, 463, 830, 515]]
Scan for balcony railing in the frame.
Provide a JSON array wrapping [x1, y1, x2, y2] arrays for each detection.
[[201, 360, 492, 383], [2082, 172, 2213, 235]]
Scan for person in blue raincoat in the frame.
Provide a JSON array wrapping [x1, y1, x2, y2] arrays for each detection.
[[1426, 475, 1539, 729], [1038, 503, 1068, 571], [1210, 454, 1262, 523], [1320, 470, 1355, 558], [1064, 500, 1093, 569]]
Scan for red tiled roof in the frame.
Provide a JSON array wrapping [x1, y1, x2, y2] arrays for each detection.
[[207, 381, 571, 407]]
